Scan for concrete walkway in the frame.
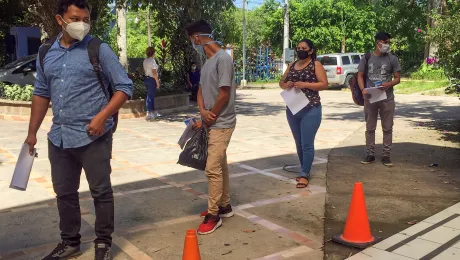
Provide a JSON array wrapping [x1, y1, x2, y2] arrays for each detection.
[[0, 90, 363, 260], [0, 90, 458, 260], [347, 202, 460, 260]]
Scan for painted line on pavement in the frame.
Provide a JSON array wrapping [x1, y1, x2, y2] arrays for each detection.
[[236, 209, 323, 250], [254, 246, 314, 260], [236, 163, 327, 193], [15, 174, 153, 260], [257, 156, 328, 173], [0, 189, 321, 259], [2, 159, 326, 258]]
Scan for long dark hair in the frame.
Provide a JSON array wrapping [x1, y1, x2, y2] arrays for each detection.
[[299, 39, 317, 60]]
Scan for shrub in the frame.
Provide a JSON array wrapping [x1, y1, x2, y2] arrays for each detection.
[[410, 62, 445, 81], [2, 84, 34, 101]]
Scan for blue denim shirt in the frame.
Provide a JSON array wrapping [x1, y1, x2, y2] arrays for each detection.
[[33, 34, 133, 148]]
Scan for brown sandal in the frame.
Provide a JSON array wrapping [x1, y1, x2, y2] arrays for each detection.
[[296, 177, 309, 189]]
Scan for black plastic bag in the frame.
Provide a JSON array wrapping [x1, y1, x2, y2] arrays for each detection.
[[178, 126, 208, 171]]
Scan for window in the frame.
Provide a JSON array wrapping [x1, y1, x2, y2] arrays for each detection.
[[341, 56, 351, 65], [318, 56, 337, 66], [351, 55, 361, 64]]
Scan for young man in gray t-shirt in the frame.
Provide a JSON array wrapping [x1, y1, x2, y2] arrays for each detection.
[[358, 32, 401, 167], [186, 19, 237, 235]]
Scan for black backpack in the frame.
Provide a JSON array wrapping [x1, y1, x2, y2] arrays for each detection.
[[350, 53, 371, 106], [39, 36, 119, 132]]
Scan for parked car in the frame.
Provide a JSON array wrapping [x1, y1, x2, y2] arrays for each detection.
[[0, 54, 37, 86], [317, 53, 364, 88]]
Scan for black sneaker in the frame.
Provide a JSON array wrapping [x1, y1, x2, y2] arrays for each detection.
[[41, 241, 81, 260], [360, 155, 376, 164], [95, 243, 111, 260], [200, 204, 234, 218], [382, 157, 393, 167]]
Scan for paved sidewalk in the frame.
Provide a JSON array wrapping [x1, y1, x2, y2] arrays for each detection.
[[0, 90, 364, 260], [347, 202, 460, 260], [0, 90, 458, 259]]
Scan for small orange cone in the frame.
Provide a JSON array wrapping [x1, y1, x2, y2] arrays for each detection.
[[333, 182, 380, 248], [182, 229, 201, 260]]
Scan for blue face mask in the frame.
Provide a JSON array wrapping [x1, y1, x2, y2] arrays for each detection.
[[191, 33, 218, 57]]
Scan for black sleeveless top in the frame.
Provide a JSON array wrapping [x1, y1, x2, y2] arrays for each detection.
[[285, 60, 321, 107]]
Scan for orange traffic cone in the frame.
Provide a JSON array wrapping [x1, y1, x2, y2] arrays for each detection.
[[332, 182, 380, 248], [182, 229, 201, 260]]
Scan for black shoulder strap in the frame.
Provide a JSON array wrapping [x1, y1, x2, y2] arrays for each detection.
[[365, 52, 371, 61], [364, 52, 371, 76], [87, 37, 112, 100], [39, 36, 58, 70]]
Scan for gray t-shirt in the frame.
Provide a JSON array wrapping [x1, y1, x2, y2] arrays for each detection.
[[200, 49, 237, 129], [358, 53, 401, 100]]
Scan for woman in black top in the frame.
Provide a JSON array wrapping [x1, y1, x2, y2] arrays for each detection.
[[279, 39, 328, 188]]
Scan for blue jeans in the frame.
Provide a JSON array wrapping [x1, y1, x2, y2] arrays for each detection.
[[144, 77, 157, 112], [286, 105, 322, 178]]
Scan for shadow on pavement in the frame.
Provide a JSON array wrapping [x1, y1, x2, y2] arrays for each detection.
[[324, 99, 460, 148], [0, 152, 316, 260]]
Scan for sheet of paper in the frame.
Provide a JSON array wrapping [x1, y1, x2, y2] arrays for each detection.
[[280, 88, 309, 115], [178, 119, 196, 149], [10, 143, 36, 191], [366, 87, 387, 104]]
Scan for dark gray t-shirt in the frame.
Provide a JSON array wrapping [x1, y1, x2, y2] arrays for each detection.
[[200, 49, 236, 129], [358, 53, 401, 100]]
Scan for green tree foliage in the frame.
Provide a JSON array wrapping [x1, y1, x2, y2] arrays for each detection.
[[289, 0, 377, 54], [108, 9, 161, 58], [124, 0, 234, 87], [430, 2, 460, 95]]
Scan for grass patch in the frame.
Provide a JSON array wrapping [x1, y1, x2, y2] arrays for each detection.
[[394, 80, 449, 94]]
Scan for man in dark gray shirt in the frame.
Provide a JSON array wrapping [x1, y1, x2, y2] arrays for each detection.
[[358, 32, 401, 167], [186, 19, 237, 235]]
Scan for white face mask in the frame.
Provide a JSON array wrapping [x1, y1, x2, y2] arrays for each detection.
[[379, 43, 390, 53], [60, 16, 90, 41]]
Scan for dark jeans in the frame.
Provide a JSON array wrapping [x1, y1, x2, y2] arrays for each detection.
[[144, 77, 157, 112], [48, 131, 114, 246], [286, 105, 322, 178], [190, 83, 199, 101]]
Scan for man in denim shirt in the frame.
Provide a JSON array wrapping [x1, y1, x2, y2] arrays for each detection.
[[24, 1, 133, 259]]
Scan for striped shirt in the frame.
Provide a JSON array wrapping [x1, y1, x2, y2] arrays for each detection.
[[33, 34, 133, 148]]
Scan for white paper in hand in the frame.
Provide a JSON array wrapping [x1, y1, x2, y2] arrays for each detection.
[[366, 87, 387, 104], [280, 88, 309, 115], [178, 119, 196, 149], [10, 143, 36, 191]]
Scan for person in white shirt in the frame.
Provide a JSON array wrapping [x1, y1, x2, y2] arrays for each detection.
[[143, 47, 161, 121]]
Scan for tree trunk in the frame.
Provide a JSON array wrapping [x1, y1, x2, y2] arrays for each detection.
[[441, 0, 447, 15], [147, 7, 151, 47], [27, 0, 60, 37], [424, 0, 433, 59], [116, 0, 128, 70]]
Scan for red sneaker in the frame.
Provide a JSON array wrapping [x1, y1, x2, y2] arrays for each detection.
[[197, 214, 222, 235], [200, 204, 234, 218]]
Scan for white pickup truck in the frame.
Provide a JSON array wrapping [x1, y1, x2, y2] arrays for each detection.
[[317, 53, 364, 88]]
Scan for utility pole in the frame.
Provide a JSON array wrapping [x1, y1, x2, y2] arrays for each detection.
[[242, 0, 247, 87], [341, 9, 346, 53], [283, 0, 289, 72], [147, 6, 151, 47]]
